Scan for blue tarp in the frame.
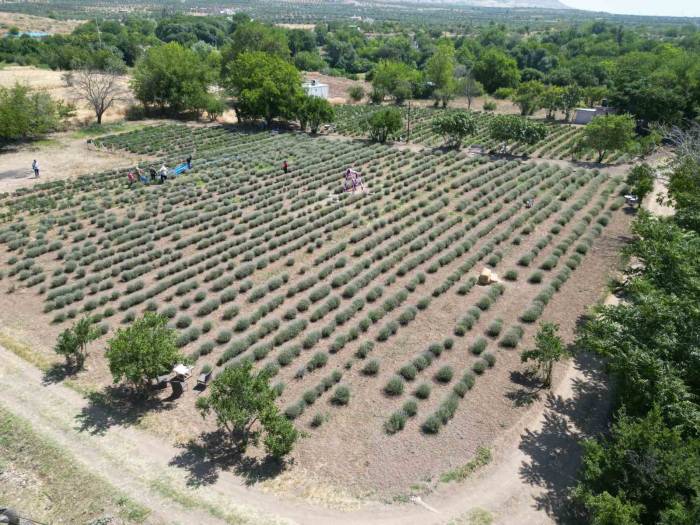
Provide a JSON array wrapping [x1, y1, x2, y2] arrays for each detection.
[[171, 163, 189, 175]]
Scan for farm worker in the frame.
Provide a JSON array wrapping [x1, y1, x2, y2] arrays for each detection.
[[137, 167, 148, 184], [149, 167, 157, 182], [186, 154, 192, 169], [127, 170, 136, 187], [344, 168, 355, 192], [354, 172, 364, 191], [32, 159, 39, 178], [159, 164, 168, 183], [283, 160, 288, 174]]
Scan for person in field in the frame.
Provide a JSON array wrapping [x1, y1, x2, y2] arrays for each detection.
[[186, 154, 192, 169], [283, 160, 288, 174], [32, 159, 39, 178], [127, 170, 136, 187], [149, 167, 157, 182], [159, 164, 168, 183]]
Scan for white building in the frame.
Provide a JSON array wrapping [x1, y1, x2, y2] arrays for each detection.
[[573, 106, 616, 125], [302, 79, 329, 99]]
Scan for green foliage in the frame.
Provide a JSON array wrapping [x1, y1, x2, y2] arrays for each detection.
[[197, 360, 297, 458], [0, 84, 66, 144], [626, 164, 655, 204], [225, 51, 303, 126], [372, 60, 419, 104], [365, 107, 403, 143], [297, 95, 335, 134], [426, 43, 457, 107], [131, 42, 217, 114], [514, 81, 545, 116], [521, 322, 567, 387], [54, 317, 99, 371], [473, 48, 520, 94], [105, 313, 182, 393], [488, 114, 547, 147], [579, 114, 636, 163], [431, 111, 477, 149]]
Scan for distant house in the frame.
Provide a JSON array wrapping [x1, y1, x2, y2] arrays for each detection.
[[573, 105, 616, 125], [302, 79, 329, 99]]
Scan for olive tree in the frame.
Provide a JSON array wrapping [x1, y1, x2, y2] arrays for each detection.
[[365, 107, 403, 143]]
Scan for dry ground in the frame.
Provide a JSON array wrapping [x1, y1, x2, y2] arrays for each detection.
[[0, 65, 134, 124], [0, 12, 82, 36]]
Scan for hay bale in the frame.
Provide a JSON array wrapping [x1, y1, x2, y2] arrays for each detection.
[[478, 268, 500, 285]]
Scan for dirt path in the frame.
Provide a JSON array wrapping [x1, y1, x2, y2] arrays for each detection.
[[0, 130, 154, 193]]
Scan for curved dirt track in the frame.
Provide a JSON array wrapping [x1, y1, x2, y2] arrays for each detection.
[[0, 340, 609, 525]]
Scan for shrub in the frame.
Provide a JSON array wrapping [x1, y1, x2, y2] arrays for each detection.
[[528, 271, 544, 284], [385, 411, 407, 434], [428, 343, 443, 357], [476, 296, 492, 311], [403, 400, 418, 417], [504, 269, 518, 281], [355, 341, 374, 358], [331, 385, 350, 405], [521, 303, 544, 323], [310, 412, 326, 428], [500, 325, 524, 348], [422, 414, 441, 434], [285, 401, 305, 420], [486, 319, 503, 337], [472, 360, 487, 374], [415, 383, 431, 399], [399, 364, 417, 381], [303, 389, 318, 405], [216, 330, 232, 344], [362, 359, 380, 376], [483, 352, 496, 367], [384, 376, 404, 396], [470, 337, 487, 355], [307, 351, 328, 371], [176, 316, 192, 329], [435, 366, 454, 383]]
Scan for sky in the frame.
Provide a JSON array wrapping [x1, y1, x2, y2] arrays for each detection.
[[563, 0, 700, 17]]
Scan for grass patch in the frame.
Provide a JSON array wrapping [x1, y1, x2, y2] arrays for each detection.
[[440, 447, 492, 483], [0, 406, 150, 524], [0, 331, 52, 371]]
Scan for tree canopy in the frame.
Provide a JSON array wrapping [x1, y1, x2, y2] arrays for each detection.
[[224, 51, 302, 126], [579, 114, 636, 163], [196, 361, 298, 458], [105, 313, 182, 393], [0, 84, 69, 145], [365, 106, 403, 143], [431, 111, 477, 149]]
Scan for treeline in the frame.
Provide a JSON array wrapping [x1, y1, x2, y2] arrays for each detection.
[[572, 136, 700, 522], [2, 14, 700, 126]]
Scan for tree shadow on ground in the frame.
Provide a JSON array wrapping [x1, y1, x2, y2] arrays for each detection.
[[506, 369, 543, 407], [74, 384, 176, 436], [169, 429, 285, 488], [517, 350, 610, 524], [42, 362, 73, 384]]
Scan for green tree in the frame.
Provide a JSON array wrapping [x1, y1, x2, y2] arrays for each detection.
[[364, 106, 403, 143], [226, 21, 290, 60], [583, 86, 608, 107], [455, 67, 484, 110], [105, 313, 182, 394], [297, 95, 335, 133], [371, 60, 418, 105], [196, 361, 298, 458], [513, 80, 545, 116], [130, 42, 215, 114], [224, 51, 302, 126], [561, 84, 583, 121], [488, 114, 547, 151], [574, 407, 700, 525], [520, 322, 567, 388], [626, 164, 655, 205], [0, 84, 65, 144], [473, 48, 520, 94], [431, 111, 477, 149], [541, 85, 564, 120], [426, 43, 457, 108], [579, 114, 636, 163], [54, 317, 99, 371]]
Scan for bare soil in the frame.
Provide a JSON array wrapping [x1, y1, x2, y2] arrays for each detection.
[[0, 65, 134, 124], [304, 72, 370, 104], [0, 12, 82, 35]]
